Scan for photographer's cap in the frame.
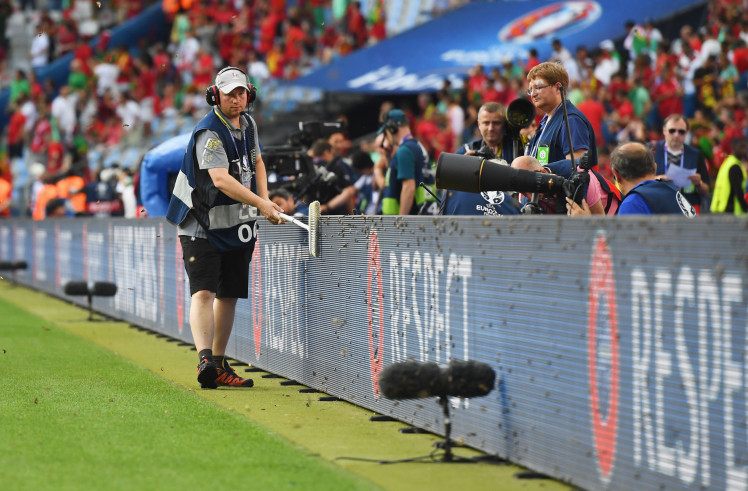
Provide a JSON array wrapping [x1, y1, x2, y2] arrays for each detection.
[[215, 68, 247, 94], [378, 109, 408, 134]]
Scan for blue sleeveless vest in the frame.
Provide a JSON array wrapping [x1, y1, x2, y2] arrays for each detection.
[[626, 180, 695, 216], [166, 109, 258, 251]]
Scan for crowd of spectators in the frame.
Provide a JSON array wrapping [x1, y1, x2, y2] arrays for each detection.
[[0, 0, 746, 220], [376, 0, 748, 215], [0, 0, 406, 218]]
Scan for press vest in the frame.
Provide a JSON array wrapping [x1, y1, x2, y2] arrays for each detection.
[[710, 155, 747, 215], [626, 180, 695, 216], [166, 110, 258, 251]]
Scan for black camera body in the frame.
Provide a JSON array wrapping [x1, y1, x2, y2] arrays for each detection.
[[262, 120, 347, 204]]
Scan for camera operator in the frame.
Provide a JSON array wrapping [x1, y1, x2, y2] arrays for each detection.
[[310, 139, 356, 214], [513, 155, 620, 215], [525, 62, 597, 178], [380, 109, 431, 215], [567, 142, 695, 216], [442, 102, 521, 215]]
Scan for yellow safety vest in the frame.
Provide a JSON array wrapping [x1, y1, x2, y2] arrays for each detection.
[[710, 155, 747, 215]]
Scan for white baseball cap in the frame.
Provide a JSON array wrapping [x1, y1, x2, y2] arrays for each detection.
[[215, 68, 247, 94]]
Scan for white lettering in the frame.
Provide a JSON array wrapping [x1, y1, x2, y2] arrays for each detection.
[[112, 226, 158, 323], [722, 275, 745, 490], [698, 270, 722, 487], [441, 47, 529, 66], [87, 232, 105, 281], [0, 226, 9, 259], [673, 267, 698, 484], [632, 267, 747, 488], [263, 242, 306, 358], [632, 268, 654, 468], [57, 229, 73, 288], [387, 252, 469, 366], [654, 270, 675, 476], [347, 65, 463, 91], [388, 251, 406, 362], [33, 229, 46, 282], [14, 229, 27, 277]]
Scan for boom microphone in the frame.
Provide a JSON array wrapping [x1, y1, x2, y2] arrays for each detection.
[[379, 360, 496, 400], [443, 360, 496, 398], [435, 153, 566, 195], [379, 361, 444, 400]]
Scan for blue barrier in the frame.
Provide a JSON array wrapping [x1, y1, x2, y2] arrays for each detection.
[[1, 215, 746, 490]]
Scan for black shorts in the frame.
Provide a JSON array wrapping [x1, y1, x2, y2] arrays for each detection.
[[179, 236, 254, 299]]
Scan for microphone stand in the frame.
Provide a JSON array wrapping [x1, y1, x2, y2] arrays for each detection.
[[439, 395, 454, 462]]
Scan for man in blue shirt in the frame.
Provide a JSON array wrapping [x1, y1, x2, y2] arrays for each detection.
[[380, 109, 430, 215], [524, 61, 597, 178], [652, 114, 710, 213], [567, 142, 695, 216], [442, 102, 521, 216]]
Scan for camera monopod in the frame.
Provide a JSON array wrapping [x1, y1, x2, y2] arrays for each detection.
[[278, 200, 320, 258], [558, 86, 590, 205]]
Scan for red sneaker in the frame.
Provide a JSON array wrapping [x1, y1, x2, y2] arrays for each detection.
[[216, 363, 254, 388]]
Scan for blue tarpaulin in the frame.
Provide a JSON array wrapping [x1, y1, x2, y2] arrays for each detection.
[[139, 133, 190, 217], [292, 0, 706, 93]]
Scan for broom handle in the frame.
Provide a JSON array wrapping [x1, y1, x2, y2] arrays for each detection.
[[277, 212, 310, 231]]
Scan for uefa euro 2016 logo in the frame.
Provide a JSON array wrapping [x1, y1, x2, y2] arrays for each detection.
[[498, 1, 602, 44]]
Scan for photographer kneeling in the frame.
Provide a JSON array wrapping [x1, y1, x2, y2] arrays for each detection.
[[309, 139, 357, 215], [566, 142, 695, 216]]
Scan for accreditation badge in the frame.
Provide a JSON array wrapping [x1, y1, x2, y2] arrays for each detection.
[[537, 145, 549, 164]]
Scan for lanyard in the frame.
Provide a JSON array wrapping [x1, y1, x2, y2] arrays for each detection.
[[530, 103, 561, 158], [663, 143, 684, 173], [214, 108, 249, 166]]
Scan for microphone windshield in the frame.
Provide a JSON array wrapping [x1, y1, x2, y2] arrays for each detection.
[[379, 360, 497, 400], [444, 360, 496, 398], [379, 361, 443, 400]]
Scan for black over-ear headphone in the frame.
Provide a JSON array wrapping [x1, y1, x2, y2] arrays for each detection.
[[205, 66, 257, 107]]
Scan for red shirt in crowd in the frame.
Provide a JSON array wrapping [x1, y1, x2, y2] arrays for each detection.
[[7, 111, 26, 146], [653, 77, 683, 118], [578, 97, 605, 146]]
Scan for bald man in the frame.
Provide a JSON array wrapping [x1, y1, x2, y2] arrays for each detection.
[[567, 142, 695, 216]]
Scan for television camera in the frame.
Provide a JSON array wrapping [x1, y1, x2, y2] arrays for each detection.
[[262, 120, 346, 204]]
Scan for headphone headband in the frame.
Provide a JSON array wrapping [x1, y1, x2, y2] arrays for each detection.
[[205, 66, 256, 107]]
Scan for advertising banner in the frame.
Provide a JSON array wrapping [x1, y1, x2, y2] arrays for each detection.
[[1, 215, 746, 490]]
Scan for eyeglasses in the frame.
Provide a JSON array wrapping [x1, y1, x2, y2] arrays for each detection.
[[527, 83, 551, 95], [667, 128, 687, 135]]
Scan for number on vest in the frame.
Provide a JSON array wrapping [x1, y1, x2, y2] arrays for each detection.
[[238, 222, 258, 242]]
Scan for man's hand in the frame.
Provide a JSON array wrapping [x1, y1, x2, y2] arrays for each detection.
[[688, 173, 709, 195], [566, 197, 592, 216], [258, 199, 284, 224]]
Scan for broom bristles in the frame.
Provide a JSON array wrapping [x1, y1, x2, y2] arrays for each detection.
[[308, 201, 320, 257]]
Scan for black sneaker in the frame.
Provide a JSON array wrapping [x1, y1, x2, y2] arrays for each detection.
[[197, 356, 218, 389], [216, 361, 254, 388]]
